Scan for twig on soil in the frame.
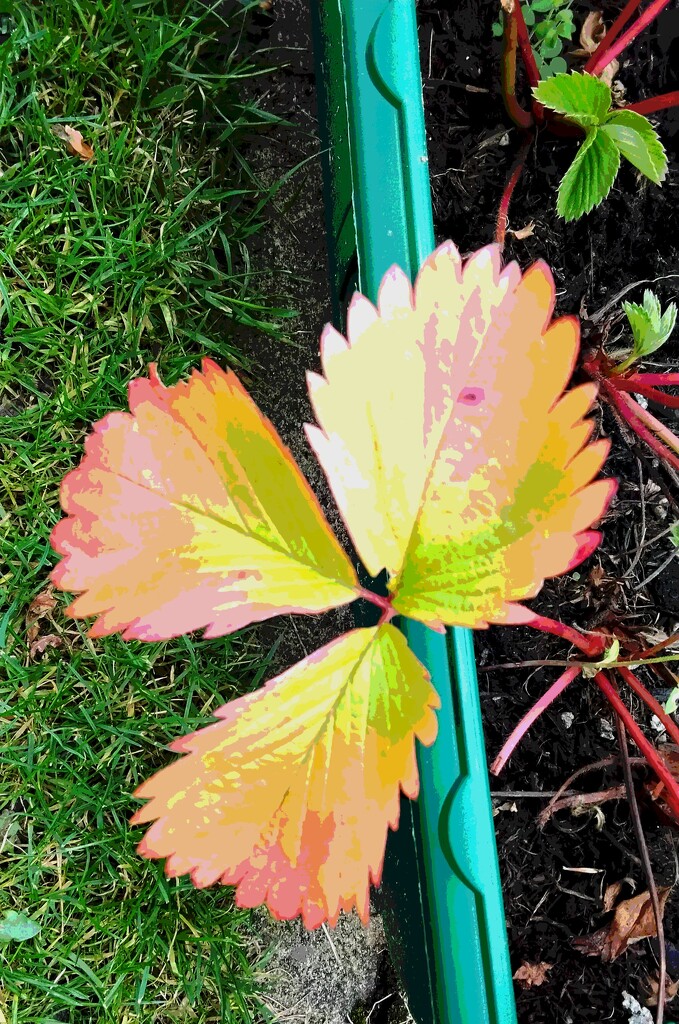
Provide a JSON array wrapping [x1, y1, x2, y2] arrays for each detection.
[[539, 755, 647, 827], [321, 923, 342, 967], [492, 789, 578, 798], [634, 551, 678, 592], [615, 710, 667, 1024], [586, 275, 679, 325], [542, 785, 627, 822]]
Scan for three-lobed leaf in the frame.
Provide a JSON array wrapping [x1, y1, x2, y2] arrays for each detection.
[[534, 72, 668, 220], [51, 242, 615, 926], [131, 625, 439, 927], [616, 289, 678, 371]]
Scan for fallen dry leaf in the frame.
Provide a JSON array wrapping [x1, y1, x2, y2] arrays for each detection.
[[571, 12, 619, 86], [603, 880, 624, 912], [513, 962, 553, 988], [26, 586, 57, 643], [29, 634, 63, 659], [573, 888, 671, 961], [52, 125, 94, 161], [588, 564, 607, 588], [579, 11, 606, 53], [645, 972, 679, 1007]]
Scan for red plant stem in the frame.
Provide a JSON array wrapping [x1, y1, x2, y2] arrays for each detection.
[[512, 0, 540, 89], [501, 6, 533, 130], [358, 588, 392, 613], [490, 666, 581, 775], [495, 133, 533, 247], [612, 378, 679, 409], [527, 613, 607, 657], [594, 672, 679, 819], [625, 91, 679, 116], [617, 666, 679, 747], [628, 373, 679, 387], [601, 380, 679, 472], [587, 0, 674, 77], [583, 0, 643, 75]]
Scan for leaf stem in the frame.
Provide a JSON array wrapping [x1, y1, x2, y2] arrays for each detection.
[[511, 0, 540, 90], [358, 588, 393, 613], [625, 91, 679, 117], [586, 0, 674, 78], [583, 0, 644, 75], [495, 133, 534, 248], [501, 5, 534, 130], [527, 613, 607, 657], [601, 380, 679, 472], [617, 665, 679, 748], [612, 377, 679, 410], [627, 372, 679, 387], [594, 671, 679, 819], [490, 666, 582, 775]]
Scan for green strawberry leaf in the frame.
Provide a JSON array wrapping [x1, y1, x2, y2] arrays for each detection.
[[531, 0, 556, 12], [533, 71, 611, 126], [0, 910, 41, 943], [602, 109, 668, 185], [557, 128, 620, 220], [615, 290, 677, 371]]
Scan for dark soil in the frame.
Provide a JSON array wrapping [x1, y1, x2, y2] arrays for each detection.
[[420, 2, 679, 1021], [235, 1, 679, 1021]]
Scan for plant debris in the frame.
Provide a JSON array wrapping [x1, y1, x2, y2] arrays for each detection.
[[52, 125, 95, 161], [513, 961, 553, 988], [572, 888, 671, 961]]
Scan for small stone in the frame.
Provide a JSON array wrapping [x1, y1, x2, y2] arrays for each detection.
[[651, 714, 667, 740], [599, 718, 615, 741], [561, 712, 575, 730]]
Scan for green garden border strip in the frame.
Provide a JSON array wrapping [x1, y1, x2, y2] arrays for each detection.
[[310, 2, 518, 1021]]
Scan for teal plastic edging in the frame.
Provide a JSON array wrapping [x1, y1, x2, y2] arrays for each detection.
[[310, 3, 519, 1022]]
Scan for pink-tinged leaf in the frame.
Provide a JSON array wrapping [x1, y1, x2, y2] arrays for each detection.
[[51, 359, 359, 639], [131, 625, 439, 927], [306, 242, 615, 630]]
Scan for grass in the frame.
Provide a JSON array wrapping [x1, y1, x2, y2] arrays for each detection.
[[0, 1, 292, 1020]]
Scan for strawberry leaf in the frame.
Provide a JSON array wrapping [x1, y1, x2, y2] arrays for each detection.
[[533, 72, 611, 126], [132, 625, 439, 928], [307, 243, 614, 631], [557, 129, 620, 221], [51, 359, 359, 640], [617, 290, 677, 370], [602, 109, 668, 185]]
